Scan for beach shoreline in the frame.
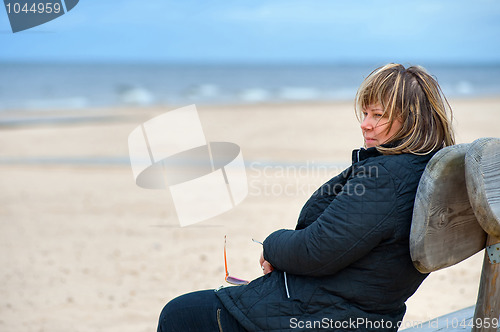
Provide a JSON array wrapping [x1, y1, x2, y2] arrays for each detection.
[[0, 97, 498, 331]]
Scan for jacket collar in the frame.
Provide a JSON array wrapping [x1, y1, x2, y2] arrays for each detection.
[[352, 146, 381, 163], [351, 141, 399, 163]]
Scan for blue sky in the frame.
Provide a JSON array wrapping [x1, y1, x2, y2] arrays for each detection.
[[1, 0, 499, 63]]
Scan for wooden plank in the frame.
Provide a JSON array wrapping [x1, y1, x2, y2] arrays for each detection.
[[400, 305, 475, 331], [410, 144, 487, 273], [465, 137, 500, 237], [465, 137, 500, 332], [472, 235, 500, 332]]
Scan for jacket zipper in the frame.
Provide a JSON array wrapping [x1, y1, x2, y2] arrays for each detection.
[[217, 308, 224, 332]]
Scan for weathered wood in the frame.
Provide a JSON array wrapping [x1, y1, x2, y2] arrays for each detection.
[[465, 137, 500, 237], [465, 137, 500, 332], [400, 305, 475, 332], [410, 144, 487, 273], [472, 235, 500, 332]]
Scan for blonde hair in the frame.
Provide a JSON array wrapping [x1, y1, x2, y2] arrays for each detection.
[[355, 63, 455, 155]]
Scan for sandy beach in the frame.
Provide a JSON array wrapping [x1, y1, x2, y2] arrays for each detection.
[[0, 98, 499, 331]]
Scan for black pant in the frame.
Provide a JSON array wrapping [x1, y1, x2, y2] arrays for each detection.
[[157, 289, 248, 332]]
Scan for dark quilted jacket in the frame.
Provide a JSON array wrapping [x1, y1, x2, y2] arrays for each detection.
[[216, 147, 433, 331]]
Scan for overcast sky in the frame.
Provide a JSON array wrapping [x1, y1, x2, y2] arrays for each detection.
[[1, 0, 499, 63]]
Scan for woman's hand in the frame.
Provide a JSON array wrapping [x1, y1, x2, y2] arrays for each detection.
[[259, 251, 274, 275]]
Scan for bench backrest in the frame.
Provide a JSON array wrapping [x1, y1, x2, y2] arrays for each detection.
[[410, 143, 487, 273], [410, 137, 500, 332]]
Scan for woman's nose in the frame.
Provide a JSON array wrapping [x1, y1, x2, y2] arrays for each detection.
[[361, 116, 373, 131]]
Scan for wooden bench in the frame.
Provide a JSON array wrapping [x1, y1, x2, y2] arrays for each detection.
[[407, 137, 500, 332]]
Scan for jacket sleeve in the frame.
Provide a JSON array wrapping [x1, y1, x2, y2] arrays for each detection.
[[263, 162, 397, 277]]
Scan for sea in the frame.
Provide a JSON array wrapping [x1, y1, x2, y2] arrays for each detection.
[[1, 62, 500, 111]]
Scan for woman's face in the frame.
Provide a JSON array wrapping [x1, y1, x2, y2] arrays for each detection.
[[361, 104, 403, 148]]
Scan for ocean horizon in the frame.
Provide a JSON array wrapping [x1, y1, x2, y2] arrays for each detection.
[[1, 62, 500, 111]]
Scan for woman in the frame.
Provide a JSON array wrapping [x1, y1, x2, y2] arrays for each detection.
[[157, 63, 455, 331]]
